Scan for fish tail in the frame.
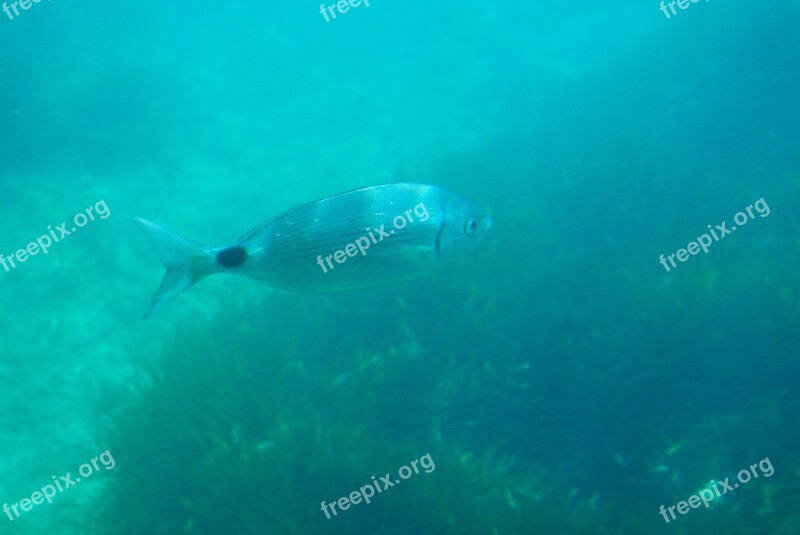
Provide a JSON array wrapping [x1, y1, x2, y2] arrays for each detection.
[[133, 217, 217, 318]]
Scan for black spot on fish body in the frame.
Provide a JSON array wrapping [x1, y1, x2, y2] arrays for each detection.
[[217, 246, 247, 268]]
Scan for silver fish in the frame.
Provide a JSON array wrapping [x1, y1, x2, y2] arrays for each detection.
[[135, 183, 491, 316]]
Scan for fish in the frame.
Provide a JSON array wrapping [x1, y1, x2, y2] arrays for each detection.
[[134, 183, 492, 317]]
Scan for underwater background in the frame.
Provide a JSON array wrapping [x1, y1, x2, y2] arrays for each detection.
[[0, 0, 798, 533]]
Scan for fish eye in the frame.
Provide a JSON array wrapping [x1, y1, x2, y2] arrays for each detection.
[[464, 218, 478, 235]]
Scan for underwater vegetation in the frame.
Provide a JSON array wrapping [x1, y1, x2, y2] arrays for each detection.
[[75, 140, 800, 534], [85, 285, 618, 534], [85, 224, 800, 535]]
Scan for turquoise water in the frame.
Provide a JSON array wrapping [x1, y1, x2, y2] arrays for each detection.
[[1, 1, 798, 533]]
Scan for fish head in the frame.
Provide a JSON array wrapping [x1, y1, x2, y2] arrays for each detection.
[[437, 196, 492, 258]]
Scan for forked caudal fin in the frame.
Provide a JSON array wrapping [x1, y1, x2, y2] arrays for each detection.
[[133, 218, 219, 318]]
